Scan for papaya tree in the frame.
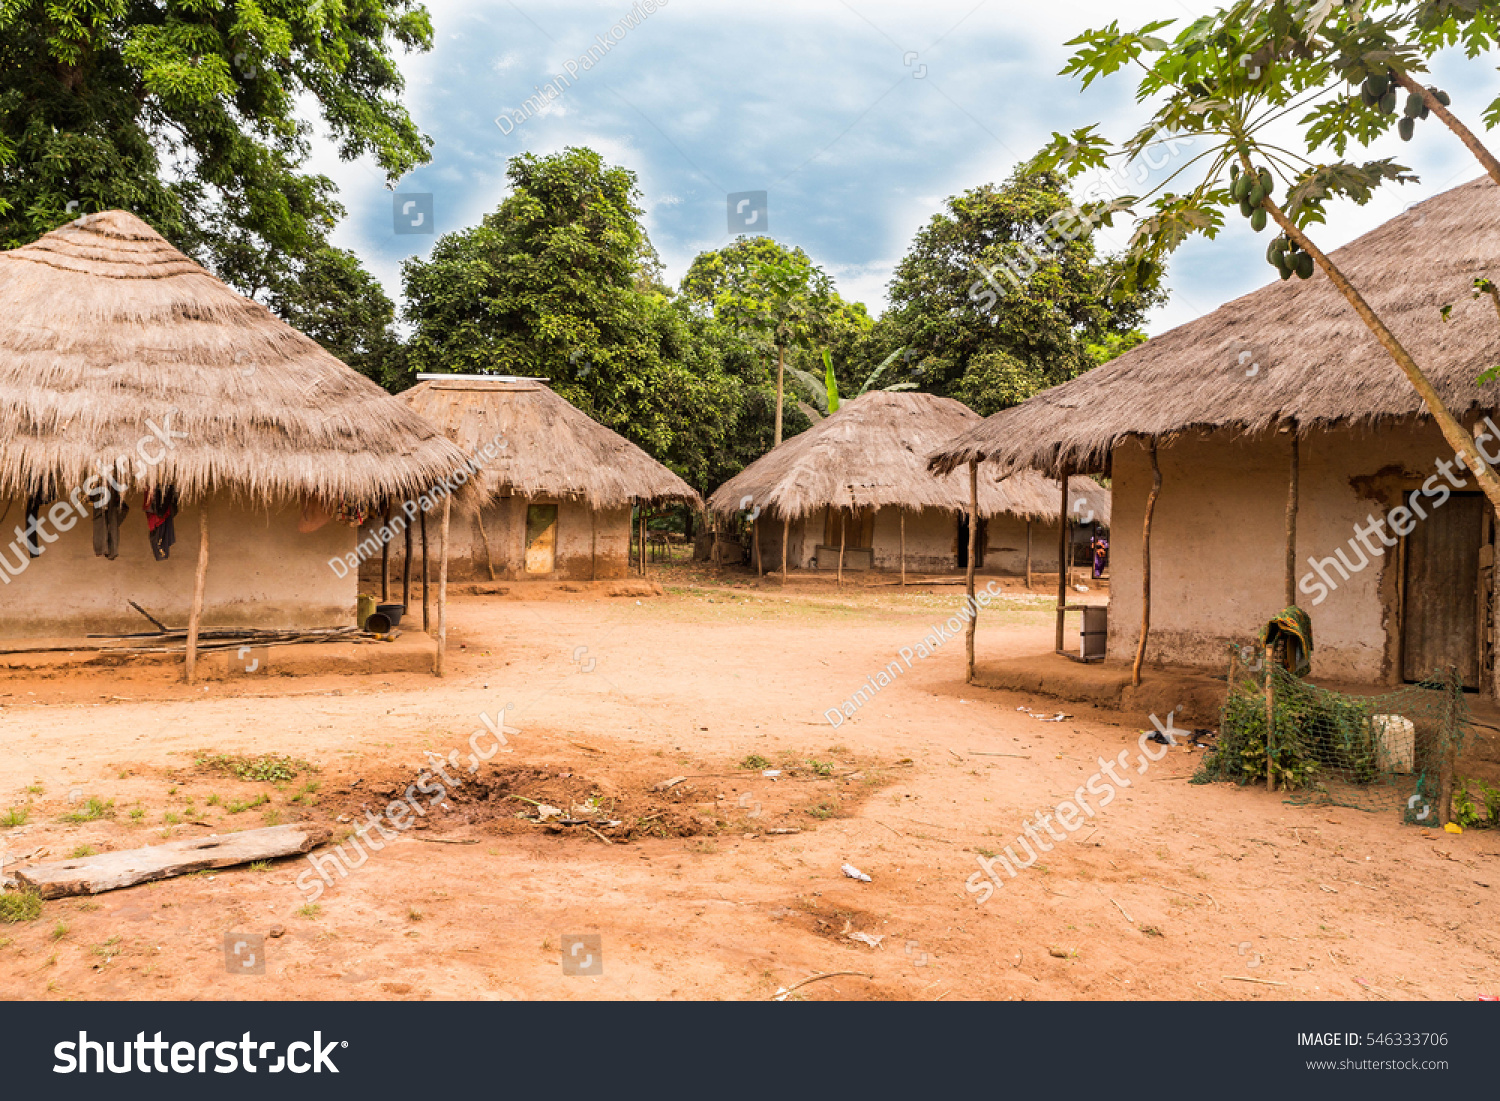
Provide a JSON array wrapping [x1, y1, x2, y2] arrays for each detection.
[[1035, 0, 1500, 511]]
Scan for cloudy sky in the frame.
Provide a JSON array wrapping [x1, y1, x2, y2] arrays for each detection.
[[311, 0, 1498, 333]]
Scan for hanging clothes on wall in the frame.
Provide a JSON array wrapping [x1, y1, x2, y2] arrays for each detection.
[[145, 488, 179, 561], [92, 486, 130, 560], [23, 489, 49, 558]]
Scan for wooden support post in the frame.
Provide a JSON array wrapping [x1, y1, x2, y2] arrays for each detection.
[[755, 517, 763, 577], [1439, 665, 1461, 824], [590, 509, 597, 583], [476, 507, 497, 582], [184, 503, 210, 685], [1056, 471, 1070, 652], [781, 514, 789, 587], [837, 508, 846, 586], [640, 510, 648, 577], [402, 514, 413, 610], [1026, 520, 1033, 590], [1264, 641, 1276, 792], [966, 461, 979, 684], [421, 509, 430, 632], [1132, 442, 1162, 687], [380, 502, 391, 602], [900, 509, 907, 587], [436, 497, 451, 678], [1286, 434, 1299, 608]]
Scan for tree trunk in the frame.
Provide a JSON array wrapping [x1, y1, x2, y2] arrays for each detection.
[[1132, 442, 1162, 687], [1263, 195, 1500, 513], [1393, 71, 1500, 189], [774, 344, 786, 447]]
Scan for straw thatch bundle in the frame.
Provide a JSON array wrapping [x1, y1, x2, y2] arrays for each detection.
[[709, 390, 1109, 523], [0, 211, 469, 506], [930, 176, 1500, 479], [400, 378, 702, 510]]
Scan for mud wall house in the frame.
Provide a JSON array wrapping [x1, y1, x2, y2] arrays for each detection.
[[707, 390, 1109, 576], [931, 177, 1500, 695], [0, 212, 468, 642], [368, 377, 702, 583]]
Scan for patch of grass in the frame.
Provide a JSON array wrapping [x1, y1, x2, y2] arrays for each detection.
[[163, 811, 181, 826], [248, 861, 270, 873], [407, 908, 423, 922], [91, 936, 121, 958], [805, 800, 839, 820], [69, 845, 97, 859], [296, 903, 322, 919], [63, 797, 114, 823], [206, 793, 221, 806], [804, 759, 835, 776], [196, 752, 314, 784], [226, 794, 269, 814], [128, 807, 144, 823], [1141, 925, 1165, 938], [0, 888, 43, 923], [262, 809, 282, 826], [0, 806, 28, 828], [827, 745, 849, 755], [51, 920, 69, 941], [24, 784, 43, 796], [739, 754, 772, 771]]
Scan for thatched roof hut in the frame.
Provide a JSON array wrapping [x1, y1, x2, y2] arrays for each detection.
[[0, 211, 468, 505], [710, 390, 1107, 523], [401, 377, 702, 510], [384, 377, 700, 584], [929, 176, 1500, 479]]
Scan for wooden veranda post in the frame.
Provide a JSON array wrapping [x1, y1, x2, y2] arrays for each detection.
[[781, 514, 789, 587], [965, 461, 979, 684], [837, 509, 847, 586], [421, 510, 430, 632], [900, 509, 907, 587], [1132, 442, 1162, 688], [1286, 434, 1300, 608], [380, 502, 391, 602], [1056, 471, 1070, 652], [477, 511, 497, 582], [184, 504, 210, 685], [436, 497, 451, 678], [590, 510, 597, 583], [1264, 641, 1277, 793], [640, 511, 648, 577], [402, 515, 413, 610], [1026, 520, 1033, 590], [754, 517, 763, 577]]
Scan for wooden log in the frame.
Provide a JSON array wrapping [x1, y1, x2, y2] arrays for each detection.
[[403, 513, 413, 611], [1056, 469, 1070, 652], [184, 504, 210, 685], [1286, 434, 1299, 608], [1132, 442, 1161, 687], [16, 825, 330, 899], [436, 496, 451, 678], [380, 502, 392, 602], [965, 461, 979, 684], [421, 509, 430, 632]]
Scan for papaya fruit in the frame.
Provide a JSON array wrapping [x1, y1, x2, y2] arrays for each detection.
[[1379, 89, 1397, 115], [1295, 252, 1314, 279], [1368, 72, 1389, 96], [1240, 199, 1254, 218], [1399, 117, 1415, 142], [1251, 208, 1268, 232], [1360, 86, 1378, 107], [1435, 88, 1451, 106], [1279, 265, 1294, 281], [1404, 93, 1423, 118], [1258, 167, 1273, 194], [1249, 184, 1266, 206]]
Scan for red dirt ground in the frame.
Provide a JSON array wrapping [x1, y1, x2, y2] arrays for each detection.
[[0, 565, 1496, 1001]]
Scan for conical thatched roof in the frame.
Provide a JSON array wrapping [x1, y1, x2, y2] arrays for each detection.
[[0, 211, 470, 506], [709, 390, 1109, 523], [400, 377, 702, 510], [930, 175, 1500, 479]]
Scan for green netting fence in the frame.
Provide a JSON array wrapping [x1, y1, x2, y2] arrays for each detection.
[[1198, 659, 1470, 823]]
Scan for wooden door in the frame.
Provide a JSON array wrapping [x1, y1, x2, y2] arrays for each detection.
[[1402, 493, 1484, 687], [524, 504, 558, 574]]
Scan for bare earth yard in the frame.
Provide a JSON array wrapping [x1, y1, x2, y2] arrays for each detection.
[[1, 568, 1497, 1001]]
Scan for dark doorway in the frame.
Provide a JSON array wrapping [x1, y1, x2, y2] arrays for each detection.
[[956, 515, 987, 570], [1402, 492, 1484, 687]]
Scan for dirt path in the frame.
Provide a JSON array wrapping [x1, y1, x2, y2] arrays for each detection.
[[1, 572, 1496, 1001]]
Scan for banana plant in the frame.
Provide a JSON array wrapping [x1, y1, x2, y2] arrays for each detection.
[[786, 347, 918, 419]]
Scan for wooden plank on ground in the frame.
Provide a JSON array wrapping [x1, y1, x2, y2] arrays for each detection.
[[15, 824, 330, 899]]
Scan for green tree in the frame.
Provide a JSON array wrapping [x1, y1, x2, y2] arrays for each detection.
[[1034, 0, 1500, 511], [0, 0, 433, 290], [268, 246, 406, 388], [876, 167, 1161, 416], [400, 146, 751, 489]]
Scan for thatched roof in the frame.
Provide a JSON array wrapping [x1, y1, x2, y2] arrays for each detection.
[[0, 211, 470, 506], [930, 175, 1500, 478], [708, 390, 1110, 523], [400, 377, 703, 510]]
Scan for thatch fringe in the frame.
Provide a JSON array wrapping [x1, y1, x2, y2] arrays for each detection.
[[929, 176, 1500, 478], [0, 211, 471, 507]]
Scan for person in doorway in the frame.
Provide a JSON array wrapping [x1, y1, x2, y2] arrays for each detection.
[[1091, 532, 1109, 580]]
